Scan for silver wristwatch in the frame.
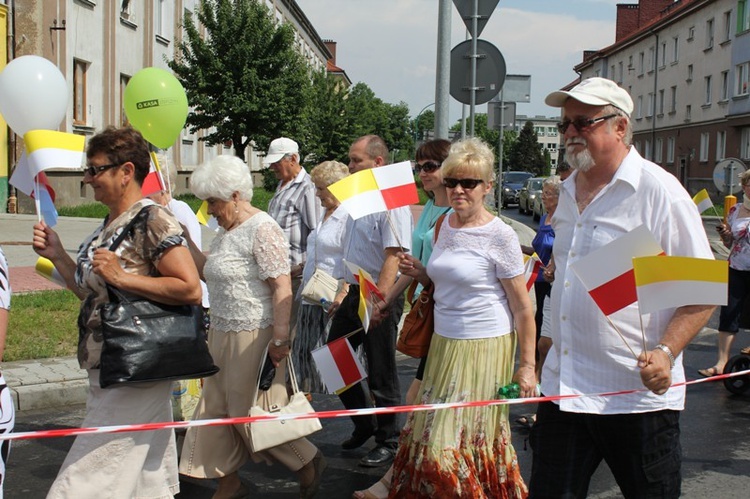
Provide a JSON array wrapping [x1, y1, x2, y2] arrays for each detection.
[[655, 343, 675, 369], [271, 338, 290, 347]]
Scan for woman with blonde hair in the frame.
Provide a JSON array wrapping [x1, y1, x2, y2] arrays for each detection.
[[390, 137, 535, 497], [293, 160, 350, 393]]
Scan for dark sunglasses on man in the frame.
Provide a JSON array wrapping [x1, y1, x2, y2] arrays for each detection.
[[556, 113, 618, 134]]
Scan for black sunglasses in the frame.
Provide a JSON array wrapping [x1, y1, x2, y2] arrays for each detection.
[[556, 113, 618, 134], [84, 163, 121, 177], [415, 161, 441, 173], [443, 178, 484, 190]]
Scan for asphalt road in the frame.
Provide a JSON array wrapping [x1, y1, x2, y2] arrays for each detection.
[[6, 208, 750, 498]]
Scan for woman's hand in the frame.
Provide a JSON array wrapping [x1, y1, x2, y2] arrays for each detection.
[[397, 252, 429, 285], [32, 222, 63, 261], [268, 342, 291, 367], [542, 262, 555, 283], [716, 223, 733, 248], [91, 248, 125, 285], [512, 365, 538, 398]]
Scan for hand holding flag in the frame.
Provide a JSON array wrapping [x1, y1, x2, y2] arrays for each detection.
[[343, 261, 385, 333]]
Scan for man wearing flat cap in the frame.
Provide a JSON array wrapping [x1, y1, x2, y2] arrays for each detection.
[[264, 137, 322, 327], [528, 77, 715, 498]]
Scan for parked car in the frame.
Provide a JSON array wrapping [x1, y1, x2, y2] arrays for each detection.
[[518, 177, 545, 215], [501, 171, 533, 208], [532, 192, 545, 222]]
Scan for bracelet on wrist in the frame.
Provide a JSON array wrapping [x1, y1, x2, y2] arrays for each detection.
[[655, 343, 675, 369]]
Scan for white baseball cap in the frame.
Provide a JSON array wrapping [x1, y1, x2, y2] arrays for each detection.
[[263, 137, 299, 165], [545, 77, 634, 117]]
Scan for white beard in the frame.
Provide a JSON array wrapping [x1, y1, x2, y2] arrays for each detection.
[[566, 140, 595, 172]]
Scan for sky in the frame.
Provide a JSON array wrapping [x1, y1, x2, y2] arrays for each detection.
[[295, 0, 624, 125]]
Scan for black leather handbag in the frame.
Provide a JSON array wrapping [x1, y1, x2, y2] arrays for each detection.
[[97, 206, 219, 388]]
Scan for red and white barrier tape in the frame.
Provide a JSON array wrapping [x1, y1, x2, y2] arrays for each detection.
[[2, 369, 747, 442]]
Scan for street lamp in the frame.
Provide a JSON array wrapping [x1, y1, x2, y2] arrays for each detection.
[[413, 102, 435, 153]]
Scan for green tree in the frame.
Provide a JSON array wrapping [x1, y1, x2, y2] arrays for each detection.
[[508, 121, 546, 175], [300, 69, 350, 164], [413, 110, 435, 142], [168, 0, 311, 160]]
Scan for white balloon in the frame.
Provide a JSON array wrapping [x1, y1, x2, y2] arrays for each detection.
[[0, 55, 69, 136]]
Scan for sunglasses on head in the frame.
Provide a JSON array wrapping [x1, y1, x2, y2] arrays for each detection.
[[83, 163, 121, 177], [556, 113, 618, 134], [414, 161, 441, 173], [443, 178, 484, 190]]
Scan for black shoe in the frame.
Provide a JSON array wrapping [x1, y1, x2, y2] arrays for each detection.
[[359, 446, 394, 468], [341, 430, 374, 450]]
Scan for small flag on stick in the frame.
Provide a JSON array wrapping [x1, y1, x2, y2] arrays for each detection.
[[343, 261, 384, 332], [692, 189, 714, 215], [633, 256, 727, 314], [523, 253, 542, 292], [328, 161, 418, 219], [311, 336, 366, 394], [35, 257, 65, 288], [141, 152, 167, 196]]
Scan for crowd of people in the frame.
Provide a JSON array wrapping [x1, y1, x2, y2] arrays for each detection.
[[0, 75, 720, 498]]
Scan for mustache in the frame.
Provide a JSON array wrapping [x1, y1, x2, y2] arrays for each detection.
[[565, 138, 587, 148]]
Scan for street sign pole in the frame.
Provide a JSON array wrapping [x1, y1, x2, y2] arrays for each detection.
[[469, 0, 478, 136], [497, 90, 504, 211]]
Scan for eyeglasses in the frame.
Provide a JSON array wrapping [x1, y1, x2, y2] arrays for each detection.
[[556, 113, 618, 134], [414, 161, 441, 174], [84, 163, 121, 177], [443, 178, 484, 190]]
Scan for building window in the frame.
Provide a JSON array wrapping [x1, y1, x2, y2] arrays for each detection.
[[660, 41, 667, 67], [628, 55, 634, 72], [723, 10, 732, 42], [700, 132, 710, 162], [686, 104, 692, 121], [647, 93, 654, 117], [636, 95, 643, 119], [121, 0, 135, 23], [655, 138, 663, 163], [742, 128, 750, 159], [716, 131, 727, 160], [670, 86, 677, 113], [120, 74, 130, 127], [672, 36, 679, 62], [706, 18, 714, 49], [738, 62, 750, 95], [644, 139, 652, 159], [658, 89, 665, 115], [638, 51, 645, 75], [667, 137, 675, 164], [618, 61, 623, 83], [73, 59, 87, 125], [155, 0, 166, 37], [705, 75, 712, 105], [687, 64, 693, 82], [610, 64, 615, 79], [648, 46, 655, 72], [742, 1, 750, 32], [688, 26, 695, 40], [721, 70, 730, 101]]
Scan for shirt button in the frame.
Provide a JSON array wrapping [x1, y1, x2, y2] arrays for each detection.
[[570, 252, 576, 257], [564, 281, 570, 288], [576, 223, 582, 228], [563, 349, 569, 355], [561, 315, 567, 321]]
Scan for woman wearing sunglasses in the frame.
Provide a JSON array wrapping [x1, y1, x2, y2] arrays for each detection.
[[33, 127, 202, 498], [354, 139, 452, 499], [389, 137, 536, 498]]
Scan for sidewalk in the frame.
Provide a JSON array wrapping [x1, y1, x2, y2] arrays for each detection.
[[0, 212, 725, 412]]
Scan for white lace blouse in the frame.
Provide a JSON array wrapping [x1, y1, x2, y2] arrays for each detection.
[[204, 212, 290, 333]]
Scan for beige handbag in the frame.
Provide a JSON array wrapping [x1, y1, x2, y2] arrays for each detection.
[[248, 346, 322, 452], [300, 268, 338, 306]]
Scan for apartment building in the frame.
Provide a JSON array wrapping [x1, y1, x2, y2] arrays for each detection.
[[563, 0, 750, 196], [2, 0, 334, 211], [514, 115, 561, 169]]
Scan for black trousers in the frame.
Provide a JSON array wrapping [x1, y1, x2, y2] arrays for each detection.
[[529, 401, 681, 499], [326, 285, 404, 448]]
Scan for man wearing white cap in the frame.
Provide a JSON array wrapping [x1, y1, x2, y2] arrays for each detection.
[[528, 77, 715, 498], [264, 137, 322, 327]]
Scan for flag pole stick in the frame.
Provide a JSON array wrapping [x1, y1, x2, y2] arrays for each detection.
[[384, 211, 406, 253], [604, 315, 639, 361], [33, 176, 42, 223], [637, 307, 648, 356]]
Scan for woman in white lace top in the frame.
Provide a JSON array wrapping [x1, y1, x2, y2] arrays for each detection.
[[179, 155, 325, 499], [391, 138, 536, 498]]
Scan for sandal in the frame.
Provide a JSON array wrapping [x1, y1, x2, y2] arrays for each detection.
[[697, 366, 720, 378], [352, 470, 391, 499]]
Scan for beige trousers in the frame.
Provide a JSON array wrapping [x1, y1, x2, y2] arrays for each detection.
[[179, 326, 318, 478]]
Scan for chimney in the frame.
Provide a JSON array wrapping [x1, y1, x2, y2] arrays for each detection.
[[324, 39, 337, 65], [616, 4, 640, 42]]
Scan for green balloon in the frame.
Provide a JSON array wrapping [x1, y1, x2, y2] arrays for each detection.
[[124, 68, 188, 149]]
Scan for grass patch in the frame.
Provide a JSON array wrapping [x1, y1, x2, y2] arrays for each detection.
[[6, 290, 79, 361]]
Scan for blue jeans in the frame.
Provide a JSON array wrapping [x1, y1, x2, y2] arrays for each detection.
[[529, 401, 681, 499], [327, 285, 403, 448]]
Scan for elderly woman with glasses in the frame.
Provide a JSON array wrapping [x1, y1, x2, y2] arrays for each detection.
[[33, 127, 202, 498], [389, 137, 535, 498]]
